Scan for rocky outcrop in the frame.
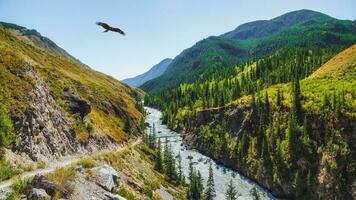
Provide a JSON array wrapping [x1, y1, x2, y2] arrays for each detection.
[[63, 90, 91, 119], [27, 188, 51, 200], [26, 175, 69, 199], [13, 64, 80, 161], [9, 64, 122, 162], [71, 165, 127, 200], [90, 165, 119, 192], [27, 175, 63, 197]]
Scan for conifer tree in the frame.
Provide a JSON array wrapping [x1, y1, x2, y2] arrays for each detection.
[[187, 159, 204, 200], [155, 139, 164, 172], [225, 179, 239, 200], [285, 114, 297, 167], [196, 171, 204, 200], [276, 89, 282, 109], [250, 187, 260, 200], [292, 78, 302, 123], [205, 162, 216, 200], [177, 153, 185, 185], [123, 115, 132, 134], [163, 140, 177, 181]]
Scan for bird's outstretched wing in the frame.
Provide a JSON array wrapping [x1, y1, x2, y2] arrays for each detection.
[[112, 27, 125, 35], [96, 22, 111, 30]]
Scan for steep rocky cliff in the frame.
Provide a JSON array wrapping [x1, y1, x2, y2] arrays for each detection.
[[0, 23, 143, 163]]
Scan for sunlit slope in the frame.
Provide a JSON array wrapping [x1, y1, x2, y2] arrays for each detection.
[[309, 44, 356, 79], [0, 25, 142, 142]]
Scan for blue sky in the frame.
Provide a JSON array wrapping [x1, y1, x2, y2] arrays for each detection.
[[1, 0, 355, 80]]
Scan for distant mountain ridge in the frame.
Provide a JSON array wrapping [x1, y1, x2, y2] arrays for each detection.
[[0, 22, 84, 65], [140, 9, 356, 93], [221, 9, 335, 40], [122, 58, 172, 87]]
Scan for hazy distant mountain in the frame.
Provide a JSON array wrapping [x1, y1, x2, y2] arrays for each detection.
[[122, 58, 172, 87]]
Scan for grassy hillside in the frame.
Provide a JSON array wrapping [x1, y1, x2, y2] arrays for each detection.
[[145, 44, 356, 199], [140, 10, 356, 93], [0, 22, 83, 64], [0, 24, 143, 146]]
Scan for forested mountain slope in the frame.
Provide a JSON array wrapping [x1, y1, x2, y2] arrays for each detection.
[[0, 23, 144, 163], [145, 45, 356, 199], [141, 9, 356, 93], [122, 58, 172, 87]]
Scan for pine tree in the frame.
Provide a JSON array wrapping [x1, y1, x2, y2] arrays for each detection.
[[139, 117, 145, 131], [225, 179, 239, 200], [205, 162, 216, 200], [197, 171, 204, 200], [292, 78, 302, 123], [250, 187, 260, 200], [123, 115, 132, 134], [155, 139, 164, 172], [187, 159, 204, 200], [285, 114, 297, 167], [264, 91, 271, 122], [276, 89, 282, 109], [164, 141, 177, 181], [177, 153, 185, 185]]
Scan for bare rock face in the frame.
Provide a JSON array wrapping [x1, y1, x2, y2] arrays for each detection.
[[27, 188, 51, 200], [27, 175, 61, 197], [63, 90, 91, 119], [26, 175, 70, 199], [90, 164, 119, 192], [13, 64, 80, 161]]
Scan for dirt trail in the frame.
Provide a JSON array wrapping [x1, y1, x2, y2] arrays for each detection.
[[0, 139, 141, 196]]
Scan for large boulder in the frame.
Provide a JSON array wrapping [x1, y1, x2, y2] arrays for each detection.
[[27, 188, 51, 200], [90, 164, 119, 192], [28, 175, 59, 197], [63, 90, 91, 119]]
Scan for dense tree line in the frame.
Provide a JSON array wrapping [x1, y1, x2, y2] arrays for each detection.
[[145, 71, 354, 199], [145, 47, 340, 129]]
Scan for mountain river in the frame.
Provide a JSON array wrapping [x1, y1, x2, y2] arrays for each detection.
[[145, 107, 277, 200]]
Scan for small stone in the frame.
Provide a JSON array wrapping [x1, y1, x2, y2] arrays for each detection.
[[105, 192, 127, 200]]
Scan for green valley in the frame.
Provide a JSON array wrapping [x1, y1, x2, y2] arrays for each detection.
[[143, 10, 356, 200]]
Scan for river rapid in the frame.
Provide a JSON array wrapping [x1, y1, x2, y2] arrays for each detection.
[[145, 107, 277, 200]]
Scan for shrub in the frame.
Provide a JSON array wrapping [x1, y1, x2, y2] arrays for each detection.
[[77, 158, 96, 169], [117, 186, 136, 200], [37, 160, 46, 169], [0, 162, 20, 182], [46, 167, 77, 198], [0, 101, 15, 148], [5, 177, 31, 200]]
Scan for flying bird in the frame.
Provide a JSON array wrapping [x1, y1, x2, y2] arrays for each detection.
[[96, 22, 125, 36]]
